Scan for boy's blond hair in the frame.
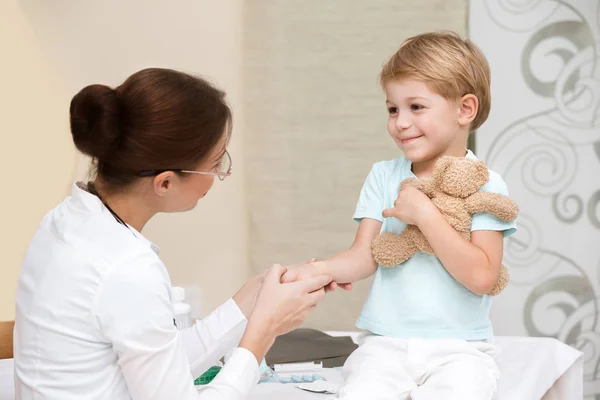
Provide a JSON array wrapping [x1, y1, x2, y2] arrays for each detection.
[[380, 31, 491, 131]]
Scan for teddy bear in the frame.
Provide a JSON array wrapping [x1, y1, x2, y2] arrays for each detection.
[[371, 155, 519, 296]]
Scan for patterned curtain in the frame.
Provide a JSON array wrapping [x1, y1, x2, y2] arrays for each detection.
[[469, 1, 600, 396]]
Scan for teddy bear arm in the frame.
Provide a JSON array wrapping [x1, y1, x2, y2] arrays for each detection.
[[465, 192, 519, 222], [402, 177, 436, 197], [371, 231, 420, 267]]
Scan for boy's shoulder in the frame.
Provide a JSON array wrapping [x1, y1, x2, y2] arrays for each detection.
[[479, 168, 510, 195], [467, 150, 510, 194], [473, 157, 510, 195], [370, 156, 410, 175]]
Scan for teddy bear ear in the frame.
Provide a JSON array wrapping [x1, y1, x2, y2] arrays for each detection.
[[433, 156, 454, 183], [475, 160, 490, 184]]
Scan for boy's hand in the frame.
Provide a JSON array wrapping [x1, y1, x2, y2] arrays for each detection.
[[382, 182, 434, 226], [280, 262, 320, 283], [281, 260, 352, 292]]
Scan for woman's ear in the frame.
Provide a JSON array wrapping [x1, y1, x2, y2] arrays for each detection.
[[458, 94, 478, 127], [153, 171, 176, 197]]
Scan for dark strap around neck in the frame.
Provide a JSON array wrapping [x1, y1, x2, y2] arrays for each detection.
[[86, 182, 129, 229]]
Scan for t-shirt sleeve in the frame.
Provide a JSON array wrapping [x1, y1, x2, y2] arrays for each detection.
[[353, 163, 386, 222], [471, 170, 517, 237]]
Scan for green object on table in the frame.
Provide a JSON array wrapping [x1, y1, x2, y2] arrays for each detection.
[[194, 366, 222, 385]]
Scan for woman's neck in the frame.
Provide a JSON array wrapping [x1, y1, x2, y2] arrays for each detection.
[[91, 181, 156, 232]]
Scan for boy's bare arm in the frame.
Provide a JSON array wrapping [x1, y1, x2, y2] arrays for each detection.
[[417, 208, 503, 295], [316, 218, 382, 283], [381, 185, 504, 296], [282, 218, 382, 285]]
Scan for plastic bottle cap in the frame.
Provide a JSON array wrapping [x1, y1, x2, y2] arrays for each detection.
[[172, 286, 186, 303]]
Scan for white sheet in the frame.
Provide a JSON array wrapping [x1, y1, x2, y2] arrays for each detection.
[[249, 332, 583, 400], [0, 334, 583, 400], [493, 336, 583, 399]]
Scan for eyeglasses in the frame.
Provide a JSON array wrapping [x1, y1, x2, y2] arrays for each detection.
[[138, 150, 232, 181]]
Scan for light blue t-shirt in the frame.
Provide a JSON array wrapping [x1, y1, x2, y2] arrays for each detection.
[[354, 150, 517, 341]]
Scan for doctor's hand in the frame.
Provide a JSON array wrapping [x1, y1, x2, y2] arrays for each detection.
[[281, 259, 352, 292], [240, 264, 331, 363], [240, 264, 332, 362], [232, 270, 269, 319]]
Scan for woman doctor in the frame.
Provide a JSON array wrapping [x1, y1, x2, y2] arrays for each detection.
[[13, 68, 339, 399]]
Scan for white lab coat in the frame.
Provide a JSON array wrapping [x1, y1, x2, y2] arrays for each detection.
[[14, 183, 259, 399]]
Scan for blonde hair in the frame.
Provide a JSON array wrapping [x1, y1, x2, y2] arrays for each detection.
[[380, 31, 491, 131]]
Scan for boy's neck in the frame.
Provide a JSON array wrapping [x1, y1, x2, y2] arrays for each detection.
[[411, 148, 469, 178]]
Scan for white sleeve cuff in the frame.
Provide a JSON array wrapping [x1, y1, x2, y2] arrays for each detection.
[[184, 298, 248, 378], [217, 298, 248, 329], [196, 347, 260, 398]]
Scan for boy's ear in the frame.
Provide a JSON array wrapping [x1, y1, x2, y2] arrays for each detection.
[[458, 94, 478, 127]]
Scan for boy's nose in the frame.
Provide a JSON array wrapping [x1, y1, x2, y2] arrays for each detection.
[[395, 114, 411, 130]]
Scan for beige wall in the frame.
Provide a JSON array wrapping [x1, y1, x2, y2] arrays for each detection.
[[1, 0, 248, 320], [2, 0, 468, 329], [0, 1, 74, 320], [243, 0, 468, 330]]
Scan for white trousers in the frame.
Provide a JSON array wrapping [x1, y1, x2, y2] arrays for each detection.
[[337, 334, 500, 400]]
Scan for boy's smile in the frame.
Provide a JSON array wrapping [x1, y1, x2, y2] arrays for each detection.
[[384, 78, 474, 177]]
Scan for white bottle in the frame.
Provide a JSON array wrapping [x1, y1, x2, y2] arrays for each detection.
[[172, 286, 192, 330]]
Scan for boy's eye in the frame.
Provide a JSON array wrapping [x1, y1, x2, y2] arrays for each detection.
[[387, 107, 399, 114], [411, 104, 424, 111]]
